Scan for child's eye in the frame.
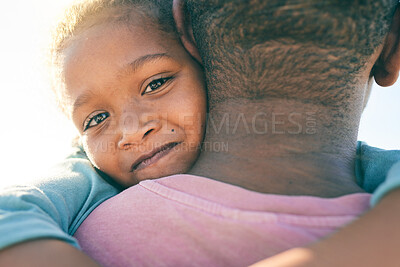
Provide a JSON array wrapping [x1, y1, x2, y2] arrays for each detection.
[[83, 111, 109, 131], [143, 77, 172, 94]]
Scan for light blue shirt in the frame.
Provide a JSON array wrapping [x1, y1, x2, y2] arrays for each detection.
[[371, 162, 400, 205], [355, 142, 400, 205], [0, 146, 120, 249]]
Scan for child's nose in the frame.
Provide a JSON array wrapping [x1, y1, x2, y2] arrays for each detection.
[[117, 113, 162, 150]]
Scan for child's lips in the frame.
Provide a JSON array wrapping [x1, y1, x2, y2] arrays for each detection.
[[130, 142, 180, 172]]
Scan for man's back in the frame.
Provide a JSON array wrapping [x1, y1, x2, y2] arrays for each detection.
[[75, 175, 370, 267]]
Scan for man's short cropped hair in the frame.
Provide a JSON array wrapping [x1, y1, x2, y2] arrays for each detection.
[[185, 0, 399, 106]]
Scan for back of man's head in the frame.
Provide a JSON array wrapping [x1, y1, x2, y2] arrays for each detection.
[[185, 0, 398, 107]]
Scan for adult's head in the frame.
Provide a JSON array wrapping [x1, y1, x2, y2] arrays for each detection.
[[174, 0, 400, 196], [176, 0, 399, 105]]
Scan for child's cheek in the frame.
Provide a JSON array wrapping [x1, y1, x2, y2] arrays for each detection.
[[82, 135, 116, 170]]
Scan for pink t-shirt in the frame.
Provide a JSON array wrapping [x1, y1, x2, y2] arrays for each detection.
[[74, 174, 370, 267]]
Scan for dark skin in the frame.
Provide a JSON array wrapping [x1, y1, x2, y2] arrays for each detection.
[[1, 1, 400, 266], [0, 239, 101, 266]]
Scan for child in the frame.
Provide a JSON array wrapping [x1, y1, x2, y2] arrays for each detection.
[[52, 0, 207, 188], [0, 0, 400, 266]]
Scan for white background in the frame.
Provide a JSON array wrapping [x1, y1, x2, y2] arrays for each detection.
[[0, 1, 399, 187]]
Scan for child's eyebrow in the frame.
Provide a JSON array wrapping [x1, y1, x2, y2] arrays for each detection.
[[121, 53, 173, 76], [72, 90, 96, 118]]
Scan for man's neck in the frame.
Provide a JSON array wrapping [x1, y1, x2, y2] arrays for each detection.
[[189, 98, 365, 197]]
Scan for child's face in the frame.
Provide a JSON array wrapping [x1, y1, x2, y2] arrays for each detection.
[[62, 22, 206, 187]]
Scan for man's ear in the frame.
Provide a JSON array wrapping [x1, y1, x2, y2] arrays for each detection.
[[173, 0, 202, 64], [373, 5, 400, 87]]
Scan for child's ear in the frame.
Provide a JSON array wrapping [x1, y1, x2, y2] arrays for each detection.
[[373, 5, 400, 87], [173, 0, 202, 64]]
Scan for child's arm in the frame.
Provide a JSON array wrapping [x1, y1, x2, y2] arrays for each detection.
[[356, 142, 400, 195], [370, 161, 400, 206], [0, 239, 100, 267], [0, 147, 120, 251]]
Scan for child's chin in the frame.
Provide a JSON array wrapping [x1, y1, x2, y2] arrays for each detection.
[[135, 166, 188, 182]]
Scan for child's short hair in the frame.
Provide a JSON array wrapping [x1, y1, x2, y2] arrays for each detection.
[[50, 0, 177, 115]]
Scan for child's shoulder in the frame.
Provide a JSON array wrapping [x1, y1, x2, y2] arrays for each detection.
[[356, 141, 400, 193]]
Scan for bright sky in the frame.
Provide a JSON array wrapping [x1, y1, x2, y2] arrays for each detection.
[[0, 1, 399, 187]]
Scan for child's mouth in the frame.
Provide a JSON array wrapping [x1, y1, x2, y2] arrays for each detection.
[[130, 142, 180, 172]]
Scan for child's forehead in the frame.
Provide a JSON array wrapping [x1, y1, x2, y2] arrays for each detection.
[[64, 21, 172, 62], [82, 13, 161, 39], [57, 6, 168, 52], [63, 24, 165, 79], [61, 20, 186, 100]]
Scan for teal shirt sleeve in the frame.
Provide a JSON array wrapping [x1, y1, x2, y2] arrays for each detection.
[[370, 162, 400, 206], [356, 141, 400, 206], [0, 146, 120, 250]]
